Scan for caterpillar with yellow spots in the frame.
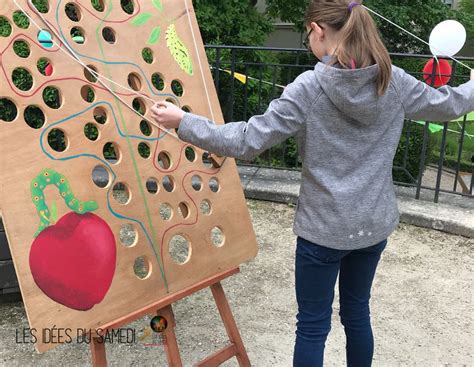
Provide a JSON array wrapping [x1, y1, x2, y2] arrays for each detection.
[[31, 169, 98, 237], [166, 24, 193, 76]]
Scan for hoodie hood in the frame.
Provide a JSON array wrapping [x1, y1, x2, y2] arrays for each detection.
[[314, 60, 381, 125]]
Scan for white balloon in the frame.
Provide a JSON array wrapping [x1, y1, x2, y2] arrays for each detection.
[[429, 20, 466, 57]]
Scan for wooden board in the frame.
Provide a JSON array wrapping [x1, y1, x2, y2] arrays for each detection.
[[0, 0, 257, 352]]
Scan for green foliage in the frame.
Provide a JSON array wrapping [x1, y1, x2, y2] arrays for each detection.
[[0, 99, 17, 122], [12, 11, 29, 29], [13, 40, 30, 58], [12, 68, 33, 91], [460, 0, 474, 15], [194, 0, 273, 45], [393, 122, 436, 184], [0, 16, 12, 37], [91, 0, 104, 12], [265, 0, 473, 53], [121, 0, 134, 14], [32, 0, 49, 13]]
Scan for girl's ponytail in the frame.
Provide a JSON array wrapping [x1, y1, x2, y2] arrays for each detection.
[[305, 0, 392, 95]]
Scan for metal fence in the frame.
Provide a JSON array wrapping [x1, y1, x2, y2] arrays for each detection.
[[205, 45, 474, 202]]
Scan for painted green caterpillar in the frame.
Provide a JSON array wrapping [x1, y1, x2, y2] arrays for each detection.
[[31, 169, 98, 237], [166, 24, 193, 76]]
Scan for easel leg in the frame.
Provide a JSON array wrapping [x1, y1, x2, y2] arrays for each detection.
[[210, 282, 251, 367], [90, 336, 107, 367], [158, 304, 183, 367]]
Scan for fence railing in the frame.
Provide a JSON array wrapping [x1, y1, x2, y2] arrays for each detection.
[[205, 45, 474, 202]]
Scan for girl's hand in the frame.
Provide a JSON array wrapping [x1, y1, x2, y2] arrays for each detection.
[[151, 101, 185, 130]]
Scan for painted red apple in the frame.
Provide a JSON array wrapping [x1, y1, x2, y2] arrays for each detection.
[[29, 212, 116, 311]]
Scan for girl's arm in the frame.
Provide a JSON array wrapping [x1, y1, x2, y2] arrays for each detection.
[[152, 71, 316, 161], [393, 66, 474, 122]]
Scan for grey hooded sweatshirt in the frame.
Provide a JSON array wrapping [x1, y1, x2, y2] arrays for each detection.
[[177, 62, 474, 250]]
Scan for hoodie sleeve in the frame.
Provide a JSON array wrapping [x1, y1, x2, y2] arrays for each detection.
[[177, 71, 316, 161], [393, 66, 474, 122]]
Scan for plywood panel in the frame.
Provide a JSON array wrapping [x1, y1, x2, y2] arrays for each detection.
[[0, 0, 257, 352]]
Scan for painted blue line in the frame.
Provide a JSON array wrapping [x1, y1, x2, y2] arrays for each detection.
[[55, 0, 179, 104], [38, 102, 166, 274]]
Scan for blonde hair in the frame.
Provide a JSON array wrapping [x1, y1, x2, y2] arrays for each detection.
[[305, 0, 392, 95]]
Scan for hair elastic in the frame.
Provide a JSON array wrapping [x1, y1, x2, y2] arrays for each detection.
[[348, 1, 360, 12]]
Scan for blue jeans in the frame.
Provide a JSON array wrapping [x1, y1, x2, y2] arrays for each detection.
[[293, 236, 387, 367]]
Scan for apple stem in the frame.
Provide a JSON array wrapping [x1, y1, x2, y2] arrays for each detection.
[[40, 212, 56, 225]]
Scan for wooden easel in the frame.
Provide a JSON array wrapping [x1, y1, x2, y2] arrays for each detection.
[[90, 268, 250, 367]]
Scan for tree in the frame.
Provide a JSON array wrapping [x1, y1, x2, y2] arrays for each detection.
[[459, 0, 474, 14], [194, 0, 273, 45], [265, 0, 473, 53]]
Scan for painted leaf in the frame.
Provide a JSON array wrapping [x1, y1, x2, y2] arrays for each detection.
[[166, 24, 193, 76], [51, 200, 58, 223], [131, 13, 153, 27], [152, 0, 163, 11], [147, 27, 161, 45]]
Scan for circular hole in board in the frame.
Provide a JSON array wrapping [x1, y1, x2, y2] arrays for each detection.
[[71, 27, 85, 44], [146, 177, 159, 194], [182, 106, 192, 113], [0, 98, 18, 122], [84, 65, 99, 83], [102, 27, 116, 44], [91, 165, 109, 188], [120, 223, 138, 247], [162, 176, 175, 192], [65, 3, 81, 22], [13, 11, 30, 29], [211, 227, 225, 247], [169, 235, 191, 265], [112, 182, 131, 205], [157, 151, 172, 170], [47, 128, 68, 152], [12, 68, 33, 91], [93, 106, 107, 124], [121, 0, 135, 14], [133, 256, 151, 279], [13, 40, 30, 58], [191, 175, 202, 191], [43, 86, 62, 109], [160, 203, 173, 221], [81, 85, 96, 103], [0, 17, 12, 37], [37, 30, 54, 49], [91, 0, 105, 12], [200, 200, 212, 216], [140, 120, 152, 136], [133, 97, 146, 115], [142, 48, 153, 64], [209, 177, 220, 193], [84, 122, 99, 141], [171, 80, 183, 97], [128, 72, 142, 91], [151, 73, 165, 91], [185, 146, 196, 162], [32, 0, 49, 14], [202, 152, 214, 168], [178, 202, 190, 219], [24, 105, 46, 129], [138, 142, 150, 159], [37, 58, 53, 76], [103, 142, 120, 164]]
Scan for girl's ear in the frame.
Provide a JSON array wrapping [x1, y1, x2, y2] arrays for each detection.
[[310, 21, 325, 40]]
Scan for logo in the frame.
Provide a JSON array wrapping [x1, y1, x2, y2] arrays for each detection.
[[137, 315, 168, 347]]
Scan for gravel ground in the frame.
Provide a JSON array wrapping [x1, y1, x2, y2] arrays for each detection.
[[0, 200, 472, 366]]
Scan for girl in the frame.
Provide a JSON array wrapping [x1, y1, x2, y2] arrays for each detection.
[[152, 0, 474, 365]]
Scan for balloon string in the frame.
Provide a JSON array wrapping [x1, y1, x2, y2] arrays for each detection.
[[363, 5, 473, 71]]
